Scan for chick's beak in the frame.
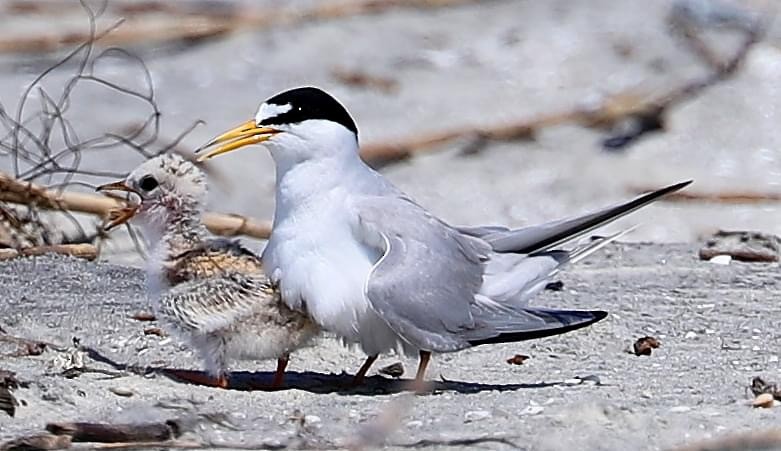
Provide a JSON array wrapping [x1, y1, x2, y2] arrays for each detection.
[[95, 181, 140, 231], [196, 119, 280, 162], [95, 181, 136, 195]]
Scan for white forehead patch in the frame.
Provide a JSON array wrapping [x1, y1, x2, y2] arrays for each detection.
[[255, 102, 292, 124]]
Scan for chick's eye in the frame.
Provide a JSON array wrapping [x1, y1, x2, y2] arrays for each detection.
[[139, 175, 159, 191]]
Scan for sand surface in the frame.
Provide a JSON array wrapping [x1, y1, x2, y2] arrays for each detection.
[[1, 246, 779, 450]]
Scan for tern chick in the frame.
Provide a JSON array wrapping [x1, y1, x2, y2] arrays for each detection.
[[97, 154, 318, 389]]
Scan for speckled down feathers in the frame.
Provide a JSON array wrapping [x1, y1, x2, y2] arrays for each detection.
[[155, 237, 318, 377]]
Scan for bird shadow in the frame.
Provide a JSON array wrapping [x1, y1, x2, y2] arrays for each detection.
[[82, 346, 566, 395], [156, 368, 561, 395]]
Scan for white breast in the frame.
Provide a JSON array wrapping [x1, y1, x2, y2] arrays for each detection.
[[265, 195, 370, 332], [264, 190, 404, 355]]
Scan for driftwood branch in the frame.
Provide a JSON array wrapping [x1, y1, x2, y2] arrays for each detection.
[[0, 434, 71, 451], [0, 0, 486, 55], [0, 172, 272, 240], [670, 429, 781, 451], [356, 1, 763, 166], [0, 333, 58, 355], [0, 244, 97, 261], [630, 186, 781, 204], [46, 421, 180, 443]]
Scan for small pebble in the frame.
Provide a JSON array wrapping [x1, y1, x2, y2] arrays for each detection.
[[669, 406, 691, 413], [578, 375, 601, 385], [378, 362, 404, 378], [406, 420, 423, 428], [464, 410, 492, 423], [143, 327, 166, 337], [633, 336, 661, 356], [304, 415, 321, 425], [709, 255, 732, 265], [563, 378, 582, 385], [506, 354, 530, 365], [684, 331, 697, 339], [109, 387, 134, 397], [131, 312, 156, 321], [753, 393, 775, 408], [521, 406, 544, 415]]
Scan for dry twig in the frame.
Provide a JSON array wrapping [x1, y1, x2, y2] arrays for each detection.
[[0, 434, 71, 451], [0, 333, 60, 355], [0, 1, 209, 255], [633, 188, 781, 204], [0, 370, 19, 418], [670, 429, 781, 451], [0, 243, 97, 261], [356, 0, 763, 166], [0, 0, 489, 55], [46, 421, 181, 443], [0, 172, 272, 240], [331, 68, 399, 94]]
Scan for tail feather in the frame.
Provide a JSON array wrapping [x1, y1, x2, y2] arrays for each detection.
[[465, 308, 607, 347], [564, 224, 638, 265], [460, 180, 691, 254]]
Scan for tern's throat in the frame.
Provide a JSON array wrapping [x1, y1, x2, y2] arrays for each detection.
[[273, 152, 366, 216]]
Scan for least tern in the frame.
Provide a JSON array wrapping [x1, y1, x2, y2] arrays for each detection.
[[197, 86, 691, 386], [97, 154, 318, 389]]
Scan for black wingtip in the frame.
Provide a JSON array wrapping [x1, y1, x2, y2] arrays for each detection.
[[634, 179, 693, 200], [511, 179, 693, 255], [650, 179, 693, 195], [467, 310, 608, 347]]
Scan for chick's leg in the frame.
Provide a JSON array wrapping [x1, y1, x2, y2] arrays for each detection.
[[271, 354, 289, 388]]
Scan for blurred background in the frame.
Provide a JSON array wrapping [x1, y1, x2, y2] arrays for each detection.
[[0, 0, 779, 265]]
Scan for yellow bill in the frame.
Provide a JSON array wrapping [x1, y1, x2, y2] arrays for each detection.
[[196, 120, 280, 162]]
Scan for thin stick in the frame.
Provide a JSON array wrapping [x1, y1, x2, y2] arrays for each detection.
[[670, 429, 781, 451], [46, 421, 178, 443], [0, 0, 486, 54], [630, 187, 781, 204], [0, 173, 272, 240]]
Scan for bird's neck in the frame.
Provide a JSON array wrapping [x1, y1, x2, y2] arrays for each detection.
[[161, 215, 208, 256], [273, 152, 367, 210], [140, 207, 208, 260]]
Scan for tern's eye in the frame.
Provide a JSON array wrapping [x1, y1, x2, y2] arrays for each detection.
[[139, 175, 159, 192]]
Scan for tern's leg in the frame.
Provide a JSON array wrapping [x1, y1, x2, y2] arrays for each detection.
[[411, 351, 431, 392], [351, 354, 378, 386], [271, 354, 289, 388]]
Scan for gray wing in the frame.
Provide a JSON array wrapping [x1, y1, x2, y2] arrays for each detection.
[[459, 180, 691, 253], [354, 195, 491, 352], [354, 194, 616, 352], [158, 273, 274, 334]]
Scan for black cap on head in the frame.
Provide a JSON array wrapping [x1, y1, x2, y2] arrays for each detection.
[[258, 87, 358, 136]]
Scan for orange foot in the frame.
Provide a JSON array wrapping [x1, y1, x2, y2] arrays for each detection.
[[164, 369, 230, 389]]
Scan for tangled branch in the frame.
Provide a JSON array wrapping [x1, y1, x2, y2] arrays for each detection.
[[0, 1, 205, 254]]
